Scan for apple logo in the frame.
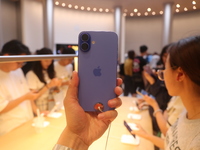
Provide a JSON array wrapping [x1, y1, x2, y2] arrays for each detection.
[[93, 66, 101, 76]]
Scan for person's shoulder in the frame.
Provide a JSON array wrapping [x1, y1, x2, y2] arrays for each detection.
[[26, 70, 36, 78], [12, 68, 24, 76]]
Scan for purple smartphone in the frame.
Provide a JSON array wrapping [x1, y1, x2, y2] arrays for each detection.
[[124, 120, 135, 138], [78, 31, 118, 112]]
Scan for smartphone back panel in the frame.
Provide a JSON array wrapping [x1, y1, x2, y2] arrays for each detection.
[[78, 31, 118, 111]]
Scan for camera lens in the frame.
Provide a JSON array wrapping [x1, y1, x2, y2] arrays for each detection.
[[81, 42, 89, 51], [81, 34, 89, 41]]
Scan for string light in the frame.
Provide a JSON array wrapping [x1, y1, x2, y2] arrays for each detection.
[[55, 1, 59, 5], [68, 4, 72, 8], [192, 1, 196, 5], [184, 7, 188, 11], [62, 3, 65, 7], [134, 9, 138, 13], [105, 9, 109, 12], [87, 7, 91, 11], [147, 8, 151, 12], [81, 6, 84, 10], [54, 1, 199, 16], [176, 4, 180, 8], [74, 5, 78, 9]]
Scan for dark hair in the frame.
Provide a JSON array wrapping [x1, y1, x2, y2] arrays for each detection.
[[1, 40, 31, 55], [157, 43, 172, 66], [127, 50, 135, 59], [140, 45, 148, 53], [168, 36, 200, 86], [61, 47, 76, 54], [32, 47, 55, 84]]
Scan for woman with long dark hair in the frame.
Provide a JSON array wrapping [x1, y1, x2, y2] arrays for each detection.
[[26, 48, 61, 113]]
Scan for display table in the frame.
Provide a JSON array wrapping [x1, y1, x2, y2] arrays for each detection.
[[0, 96, 154, 150]]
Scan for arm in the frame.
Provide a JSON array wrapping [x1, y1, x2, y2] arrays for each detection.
[[0, 91, 39, 114], [131, 123, 165, 149], [143, 95, 169, 136], [56, 71, 123, 150]]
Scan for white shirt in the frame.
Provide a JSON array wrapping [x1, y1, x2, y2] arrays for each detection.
[[26, 70, 51, 111], [0, 68, 33, 135], [54, 61, 73, 109]]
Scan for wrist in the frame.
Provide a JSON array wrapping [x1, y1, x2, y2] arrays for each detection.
[[153, 109, 163, 117], [57, 127, 89, 150]]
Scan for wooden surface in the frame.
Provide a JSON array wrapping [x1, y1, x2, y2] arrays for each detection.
[[0, 96, 154, 150]]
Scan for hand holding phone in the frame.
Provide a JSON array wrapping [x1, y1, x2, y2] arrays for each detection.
[[78, 31, 118, 112], [123, 120, 136, 138]]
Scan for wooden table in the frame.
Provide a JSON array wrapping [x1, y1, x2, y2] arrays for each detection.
[[0, 96, 153, 150]]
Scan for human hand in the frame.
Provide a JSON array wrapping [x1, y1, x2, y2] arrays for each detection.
[[24, 91, 39, 101], [47, 78, 62, 88], [143, 95, 159, 110], [131, 123, 148, 138], [57, 71, 123, 149]]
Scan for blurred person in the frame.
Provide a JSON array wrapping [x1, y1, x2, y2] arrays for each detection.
[[54, 47, 76, 109], [53, 71, 123, 150], [0, 40, 40, 135], [123, 50, 135, 96], [132, 35, 200, 150], [140, 45, 149, 63], [132, 46, 147, 96], [26, 48, 61, 113], [149, 52, 160, 69], [143, 44, 172, 135]]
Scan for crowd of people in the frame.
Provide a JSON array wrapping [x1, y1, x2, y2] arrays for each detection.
[[0, 40, 75, 135], [1, 35, 200, 150]]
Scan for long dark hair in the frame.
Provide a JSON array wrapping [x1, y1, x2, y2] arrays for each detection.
[[32, 48, 55, 84], [168, 36, 200, 86]]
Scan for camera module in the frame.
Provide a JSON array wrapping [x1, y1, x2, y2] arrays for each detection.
[[81, 34, 89, 41], [81, 42, 89, 51]]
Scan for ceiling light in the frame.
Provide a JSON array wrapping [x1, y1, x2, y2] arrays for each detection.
[[147, 8, 151, 12], [193, 6, 197, 9], [74, 5, 78, 9], [123, 13, 127, 16], [152, 12, 156, 15], [192, 1, 196, 5], [68, 4, 72, 8], [184, 7, 188, 11], [159, 11, 163, 15], [134, 9, 138, 13], [124, 9, 128, 12], [137, 12, 141, 16], [105, 9, 109, 12], [93, 8, 97, 11], [55, 1, 59, 5], [62, 3, 65, 7], [87, 7, 91, 11], [81, 6, 84, 10], [176, 9, 179, 12], [176, 4, 180, 8], [99, 8, 103, 12], [144, 12, 148, 16], [130, 13, 134, 16]]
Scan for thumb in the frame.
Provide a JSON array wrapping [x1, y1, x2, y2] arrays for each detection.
[[65, 71, 79, 101]]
